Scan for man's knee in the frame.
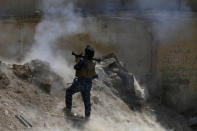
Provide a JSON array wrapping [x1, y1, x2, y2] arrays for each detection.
[[66, 88, 70, 95], [66, 87, 74, 95]]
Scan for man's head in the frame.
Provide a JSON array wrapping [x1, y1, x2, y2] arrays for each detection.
[[85, 45, 94, 59]]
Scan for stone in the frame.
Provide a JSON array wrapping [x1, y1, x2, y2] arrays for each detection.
[[4, 110, 9, 116], [0, 71, 10, 89], [13, 64, 31, 80], [12, 59, 64, 94], [92, 96, 100, 104]]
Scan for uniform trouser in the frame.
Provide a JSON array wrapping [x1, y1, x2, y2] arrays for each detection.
[[65, 78, 92, 117]]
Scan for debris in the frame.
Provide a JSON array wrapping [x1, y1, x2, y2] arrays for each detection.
[[0, 58, 191, 130], [29, 59, 64, 93], [13, 59, 64, 93], [0, 71, 10, 89], [67, 112, 86, 121], [15, 115, 32, 128], [100, 54, 145, 108], [46, 112, 64, 117], [102, 53, 118, 61], [4, 110, 9, 116], [92, 95, 100, 104], [13, 64, 32, 80]]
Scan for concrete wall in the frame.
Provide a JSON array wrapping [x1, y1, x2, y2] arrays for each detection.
[[0, 19, 37, 61], [0, 0, 196, 16], [85, 18, 153, 80], [0, 0, 41, 16], [0, 17, 152, 81], [156, 19, 197, 112]]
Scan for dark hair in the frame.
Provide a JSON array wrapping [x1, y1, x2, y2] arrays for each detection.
[[85, 45, 94, 59]]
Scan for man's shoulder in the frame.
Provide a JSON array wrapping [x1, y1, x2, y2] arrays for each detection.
[[79, 58, 87, 63]]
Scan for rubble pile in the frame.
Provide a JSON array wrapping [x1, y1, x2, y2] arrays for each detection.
[[0, 60, 64, 130], [12, 64, 31, 81], [0, 58, 193, 131], [12, 59, 64, 93], [99, 54, 146, 109]]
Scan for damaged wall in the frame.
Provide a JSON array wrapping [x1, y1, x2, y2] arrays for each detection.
[[156, 19, 197, 112], [0, 19, 37, 61]]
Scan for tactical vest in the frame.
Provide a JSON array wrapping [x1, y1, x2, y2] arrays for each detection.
[[75, 59, 96, 79]]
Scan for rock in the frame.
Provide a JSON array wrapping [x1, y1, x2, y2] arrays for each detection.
[[4, 110, 9, 116], [99, 54, 146, 109], [28, 60, 64, 93], [0, 71, 10, 89], [101, 58, 117, 69], [109, 72, 118, 78], [92, 95, 100, 104], [13, 64, 31, 80], [96, 67, 107, 80], [13, 59, 64, 93], [112, 68, 119, 72], [28, 59, 50, 74], [32, 77, 52, 93]]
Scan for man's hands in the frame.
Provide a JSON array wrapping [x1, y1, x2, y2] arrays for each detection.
[[75, 57, 80, 63]]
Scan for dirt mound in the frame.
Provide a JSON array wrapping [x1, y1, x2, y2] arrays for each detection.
[[0, 70, 10, 89], [0, 60, 65, 130], [0, 59, 192, 131], [12, 59, 64, 93]]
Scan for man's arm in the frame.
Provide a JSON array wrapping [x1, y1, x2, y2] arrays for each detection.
[[74, 59, 87, 70]]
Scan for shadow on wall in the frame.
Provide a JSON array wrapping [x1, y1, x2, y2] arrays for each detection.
[[160, 77, 197, 112]]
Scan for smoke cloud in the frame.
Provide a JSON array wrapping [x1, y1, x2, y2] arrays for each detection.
[[22, 0, 191, 130], [134, 0, 193, 41], [25, 1, 85, 82]]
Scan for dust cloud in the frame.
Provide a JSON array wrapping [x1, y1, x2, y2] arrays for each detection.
[[31, 80, 167, 131], [23, 0, 177, 131], [135, 0, 193, 41]]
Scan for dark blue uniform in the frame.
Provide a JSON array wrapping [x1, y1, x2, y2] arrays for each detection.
[[65, 59, 93, 117]]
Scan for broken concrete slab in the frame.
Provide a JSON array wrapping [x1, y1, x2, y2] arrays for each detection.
[[13, 64, 31, 81], [99, 54, 146, 109]]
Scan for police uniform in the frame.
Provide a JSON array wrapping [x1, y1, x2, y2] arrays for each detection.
[[65, 57, 96, 117]]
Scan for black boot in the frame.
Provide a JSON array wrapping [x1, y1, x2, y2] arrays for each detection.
[[63, 107, 72, 117], [85, 114, 90, 120]]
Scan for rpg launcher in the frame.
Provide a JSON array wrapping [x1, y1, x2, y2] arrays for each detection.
[[72, 52, 101, 63]]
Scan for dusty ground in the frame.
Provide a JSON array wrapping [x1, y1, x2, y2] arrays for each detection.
[[0, 59, 192, 131]]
